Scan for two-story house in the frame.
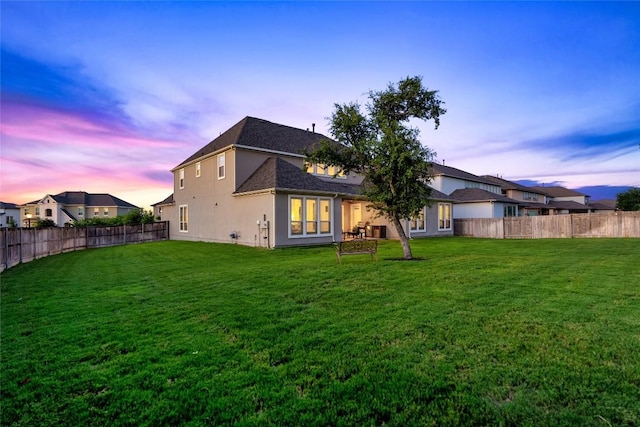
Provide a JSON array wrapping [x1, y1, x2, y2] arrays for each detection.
[[529, 186, 595, 214], [481, 175, 550, 216], [430, 164, 521, 218], [20, 191, 139, 227], [156, 116, 455, 248]]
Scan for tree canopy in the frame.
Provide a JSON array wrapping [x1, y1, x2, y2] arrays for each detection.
[[305, 76, 446, 259], [616, 187, 640, 211]]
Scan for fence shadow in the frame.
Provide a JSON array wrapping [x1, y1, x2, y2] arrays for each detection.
[[0, 222, 169, 272]]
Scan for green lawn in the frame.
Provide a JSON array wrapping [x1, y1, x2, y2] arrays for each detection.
[[1, 238, 639, 426]]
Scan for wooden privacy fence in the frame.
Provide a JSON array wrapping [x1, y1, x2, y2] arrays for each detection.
[[0, 222, 169, 272], [454, 212, 640, 239]]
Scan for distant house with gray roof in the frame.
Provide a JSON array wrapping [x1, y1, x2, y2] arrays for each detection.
[[156, 116, 455, 247], [0, 202, 20, 227], [20, 191, 139, 227]]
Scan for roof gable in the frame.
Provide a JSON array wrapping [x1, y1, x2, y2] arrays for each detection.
[[175, 117, 333, 169]]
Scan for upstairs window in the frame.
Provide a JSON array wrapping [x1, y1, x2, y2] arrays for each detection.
[[179, 168, 185, 189], [94, 208, 100, 217], [104, 208, 109, 216], [306, 162, 346, 179], [78, 207, 84, 216], [196, 162, 201, 178], [218, 153, 226, 179], [45, 209, 52, 217]]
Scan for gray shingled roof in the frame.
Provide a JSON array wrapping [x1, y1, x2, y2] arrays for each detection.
[[480, 175, 534, 192], [235, 157, 362, 196], [548, 200, 591, 211], [529, 186, 588, 198], [27, 192, 138, 208], [431, 163, 498, 185], [0, 202, 19, 209], [449, 188, 520, 204], [152, 194, 174, 206], [175, 117, 334, 169]]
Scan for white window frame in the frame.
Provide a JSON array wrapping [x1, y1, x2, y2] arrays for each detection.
[[217, 153, 225, 180], [179, 168, 185, 189], [438, 203, 452, 231], [196, 162, 201, 178], [78, 207, 84, 217], [179, 205, 188, 232], [306, 162, 347, 179], [410, 207, 426, 232], [288, 195, 333, 238]]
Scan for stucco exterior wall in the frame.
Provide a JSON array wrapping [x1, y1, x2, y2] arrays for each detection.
[[453, 202, 495, 219]]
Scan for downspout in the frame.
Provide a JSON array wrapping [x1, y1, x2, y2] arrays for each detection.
[[332, 194, 338, 243]]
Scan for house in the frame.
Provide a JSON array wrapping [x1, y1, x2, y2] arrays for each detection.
[[20, 191, 139, 227], [157, 116, 455, 248], [529, 186, 597, 214], [0, 202, 20, 227], [481, 175, 550, 216], [430, 164, 521, 218]]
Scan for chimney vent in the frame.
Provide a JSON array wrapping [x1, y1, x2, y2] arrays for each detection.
[[312, 123, 315, 133]]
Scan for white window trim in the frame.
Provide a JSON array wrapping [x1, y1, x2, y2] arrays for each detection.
[[179, 204, 188, 232], [217, 153, 226, 180], [306, 162, 347, 179], [179, 168, 185, 189], [410, 207, 426, 232], [196, 161, 201, 178], [438, 203, 452, 231], [288, 195, 333, 238]]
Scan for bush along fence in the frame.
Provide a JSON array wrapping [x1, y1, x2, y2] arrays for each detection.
[[0, 222, 169, 272], [454, 212, 640, 239]]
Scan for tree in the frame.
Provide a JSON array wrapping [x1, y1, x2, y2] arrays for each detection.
[[305, 76, 446, 259], [616, 187, 640, 211]]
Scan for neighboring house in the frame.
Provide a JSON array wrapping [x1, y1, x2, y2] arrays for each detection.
[[481, 175, 550, 216], [157, 116, 455, 248], [20, 191, 139, 227], [529, 186, 597, 214], [430, 164, 521, 218], [0, 202, 20, 227]]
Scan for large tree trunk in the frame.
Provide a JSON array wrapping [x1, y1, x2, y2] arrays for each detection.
[[391, 216, 413, 259]]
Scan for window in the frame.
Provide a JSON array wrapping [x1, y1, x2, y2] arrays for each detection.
[[45, 209, 52, 217], [78, 207, 84, 217], [504, 205, 517, 217], [35, 207, 40, 216], [410, 208, 426, 232], [104, 208, 109, 216], [179, 205, 188, 232], [438, 203, 451, 230], [289, 196, 332, 237], [196, 162, 201, 178], [217, 153, 225, 179], [179, 168, 185, 189], [94, 208, 100, 217], [306, 162, 346, 179], [523, 192, 532, 200]]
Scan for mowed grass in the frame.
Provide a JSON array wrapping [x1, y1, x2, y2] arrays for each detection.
[[1, 238, 639, 426]]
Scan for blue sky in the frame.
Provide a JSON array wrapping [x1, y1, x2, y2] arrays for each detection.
[[1, 1, 639, 207]]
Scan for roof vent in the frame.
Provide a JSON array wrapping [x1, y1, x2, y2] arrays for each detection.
[[312, 123, 315, 133]]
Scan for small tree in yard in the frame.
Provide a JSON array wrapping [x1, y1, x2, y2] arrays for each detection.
[[305, 76, 446, 259], [616, 187, 640, 211]]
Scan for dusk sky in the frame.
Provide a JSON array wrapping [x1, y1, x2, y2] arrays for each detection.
[[2, 1, 639, 209]]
